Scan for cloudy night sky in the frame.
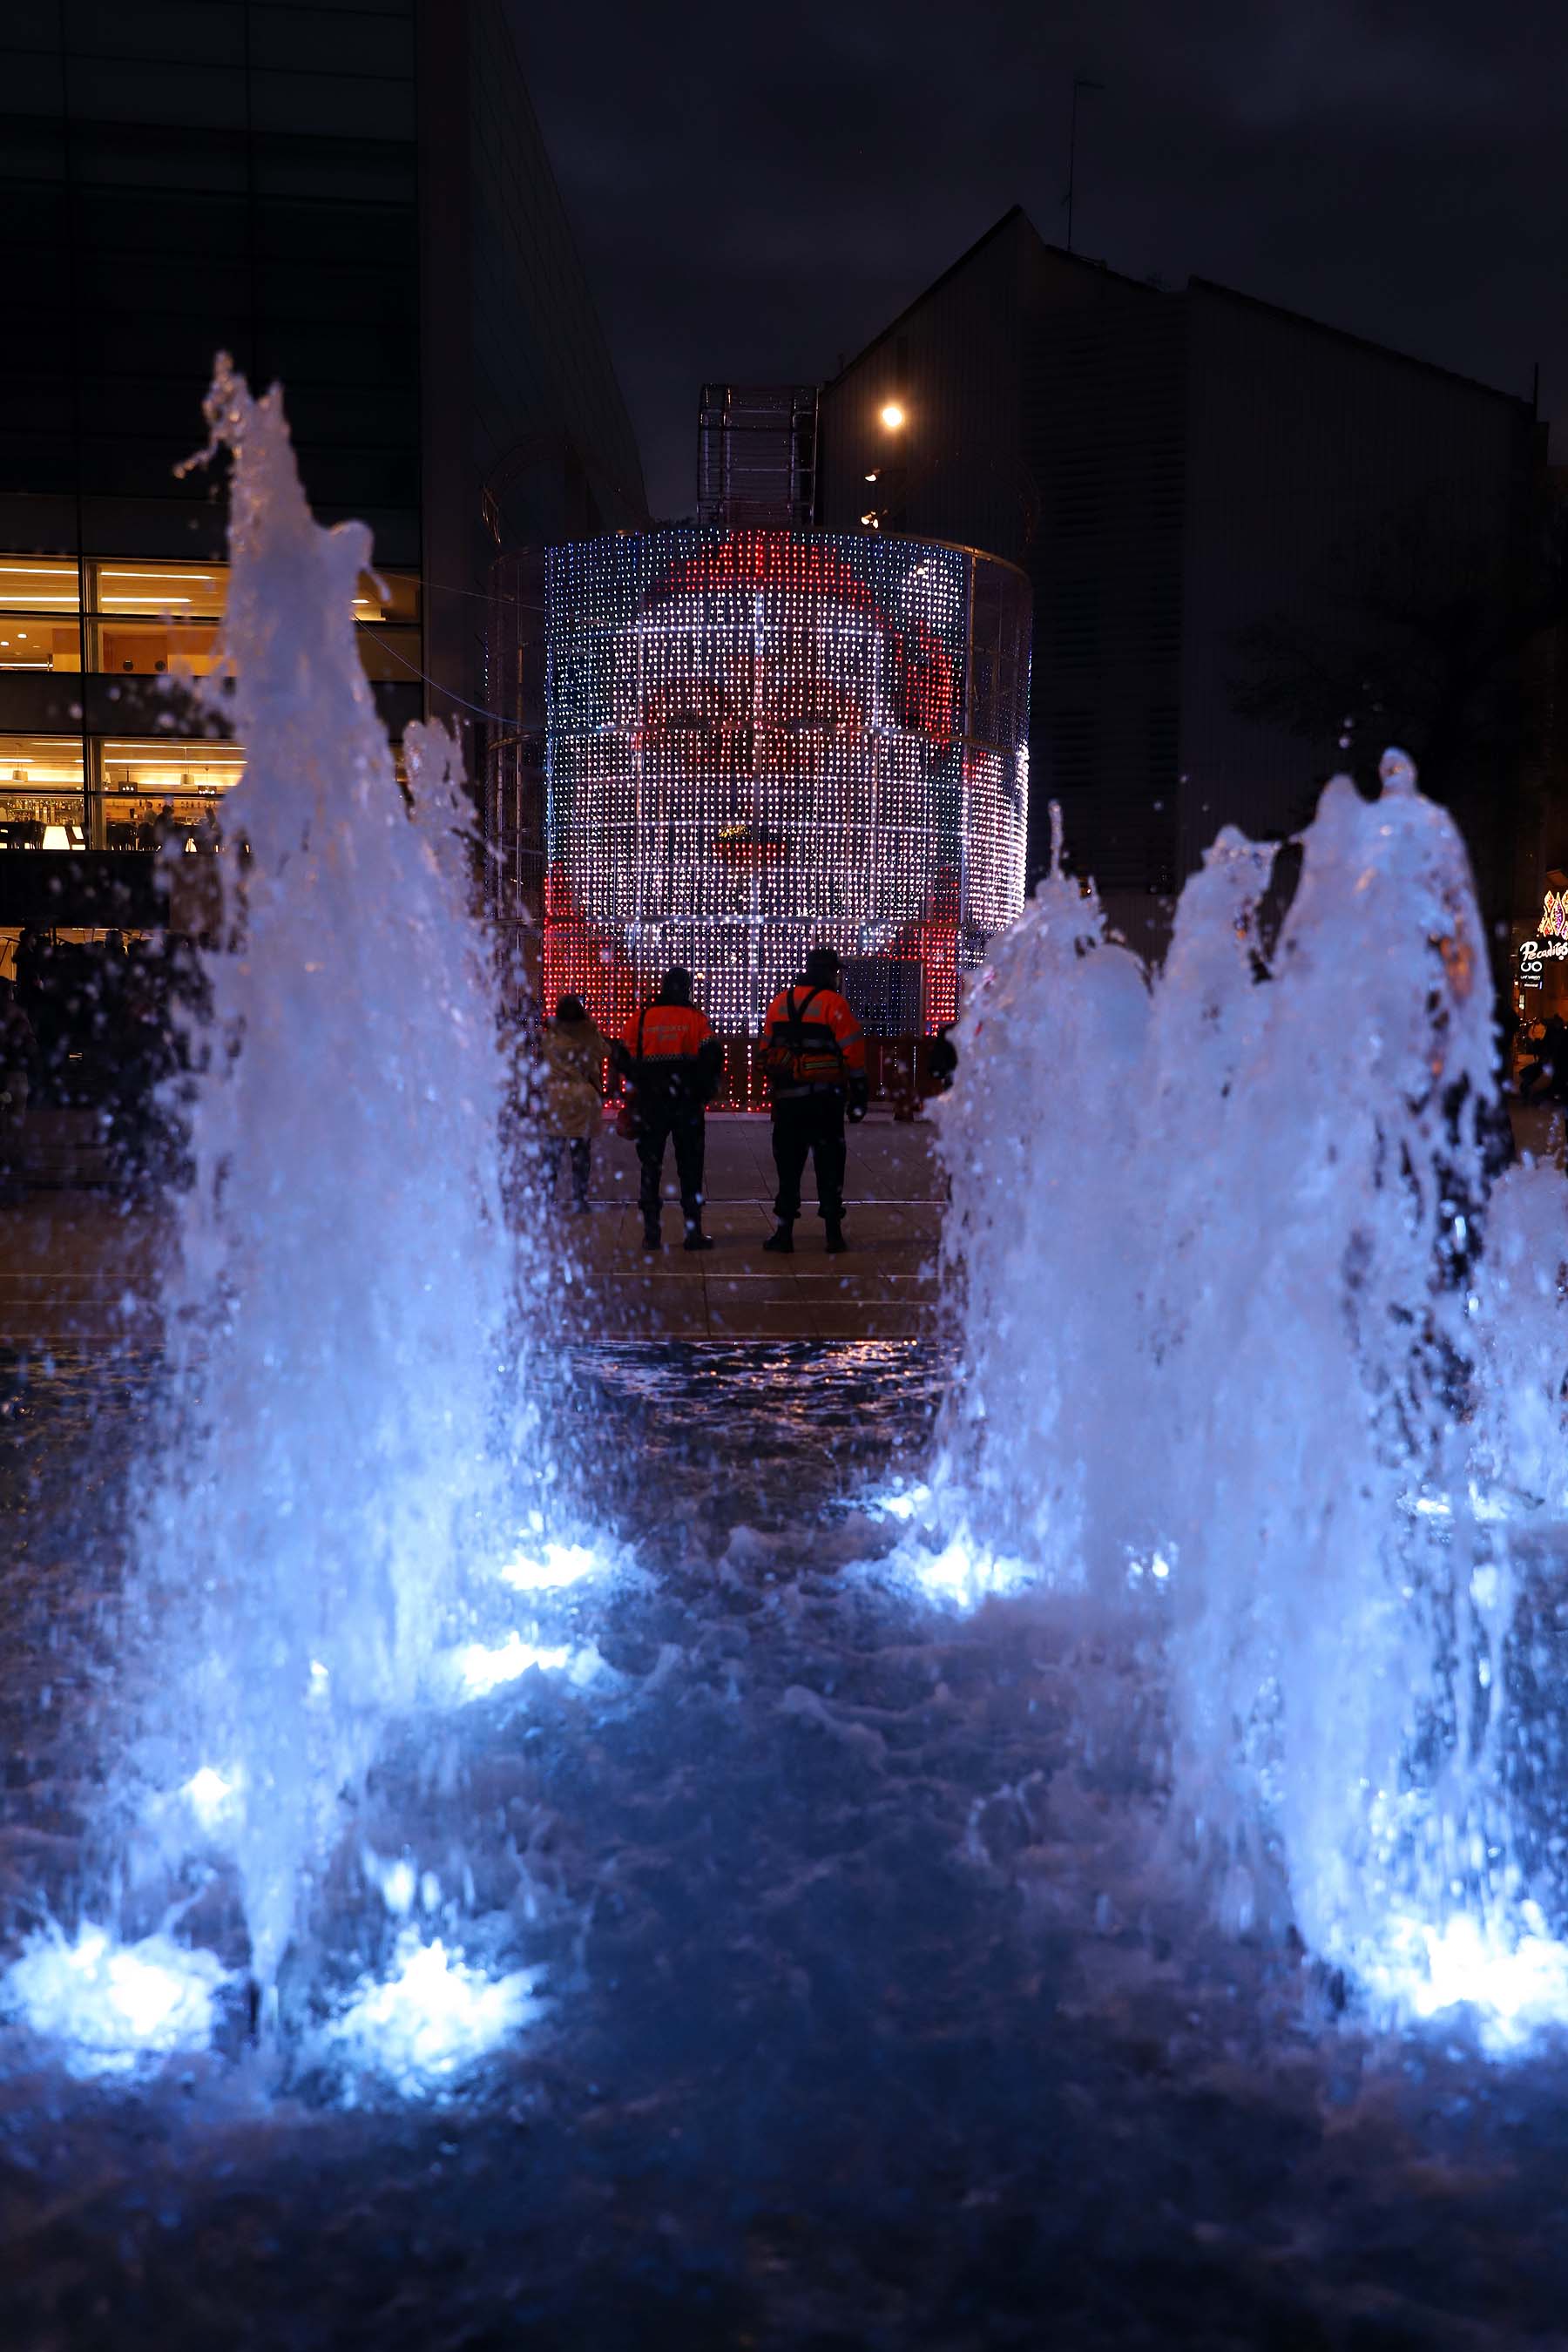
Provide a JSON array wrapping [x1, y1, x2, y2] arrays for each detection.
[[511, 0, 1565, 522]]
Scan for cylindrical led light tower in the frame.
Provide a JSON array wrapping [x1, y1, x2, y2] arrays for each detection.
[[542, 527, 1030, 1037]]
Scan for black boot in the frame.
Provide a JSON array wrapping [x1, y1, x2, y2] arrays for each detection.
[[824, 1219, 848, 1254], [643, 1220, 662, 1251], [762, 1221, 794, 1254]]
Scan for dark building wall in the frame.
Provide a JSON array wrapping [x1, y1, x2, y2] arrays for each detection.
[[1017, 246, 1185, 908], [426, 0, 647, 748], [1179, 281, 1538, 920], [0, 0, 644, 855], [818, 217, 1184, 936], [2, 0, 423, 565], [817, 213, 1028, 568], [820, 210, 1543, 952], [469, 10, 645, 547]]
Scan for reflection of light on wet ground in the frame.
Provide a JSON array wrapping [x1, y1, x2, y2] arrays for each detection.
[[499, 1539, 602, 1593], [456, 1632, 604, 1699], [875, 1481, 930, 1524], [183, 1764, 239, 1828], [916, 1535, 1033, 1606], [1353, 1909, 1568, 2054], [324, 1930, 541, 2096], [3, 1924, 228, 2077], [863, 1483, 1036, 1606]]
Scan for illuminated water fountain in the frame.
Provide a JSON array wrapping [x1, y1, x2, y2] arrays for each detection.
[[6, 349, 1565, 2119], [934, 758, 1568, 2046], [4, 362, 592, 2084]]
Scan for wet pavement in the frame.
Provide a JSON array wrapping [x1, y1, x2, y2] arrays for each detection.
[[5, 1342, 1568, 2348]]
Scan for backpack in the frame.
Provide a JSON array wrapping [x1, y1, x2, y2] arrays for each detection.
[[759, 986, 839, 1089]]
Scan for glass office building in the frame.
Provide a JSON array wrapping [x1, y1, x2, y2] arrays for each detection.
[[0, 0, 644, 880]]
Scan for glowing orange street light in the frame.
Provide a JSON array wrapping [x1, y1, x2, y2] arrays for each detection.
[[879, 401, 907, 431]]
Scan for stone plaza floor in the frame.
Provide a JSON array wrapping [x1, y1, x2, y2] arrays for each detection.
[[543, 1108, 943, 1341], [1, 1099, 1559, 1353], [0, 1109, 947, 1350]]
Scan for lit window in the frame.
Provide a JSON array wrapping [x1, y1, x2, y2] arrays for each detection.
[[353, 570, 422, 686], [0, 621, 81, 675], [0, 561, 80, 613], [351, 569, 421, 625], [99, 739, 244, 799], [91, 564, 228, 620], [0, 735, 85, 849]]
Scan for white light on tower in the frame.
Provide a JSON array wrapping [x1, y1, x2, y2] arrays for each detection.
[[541, 528, 1029, 1043]]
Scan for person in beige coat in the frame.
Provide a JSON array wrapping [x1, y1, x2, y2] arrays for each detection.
[[540, 994, 613, 1213]]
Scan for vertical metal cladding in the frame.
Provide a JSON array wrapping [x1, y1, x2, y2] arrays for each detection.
[[542, 527, 1031, 1037]]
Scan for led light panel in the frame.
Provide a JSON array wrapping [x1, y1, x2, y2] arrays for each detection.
[[542, 529, 1030, 1036]]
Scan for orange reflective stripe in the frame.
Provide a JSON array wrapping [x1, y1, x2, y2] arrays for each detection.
[[625, 1003, 713, 1060]]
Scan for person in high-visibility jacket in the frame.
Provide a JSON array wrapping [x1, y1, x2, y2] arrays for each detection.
[[760, 946, 868, 1254], [615, 967, 723, 1251]]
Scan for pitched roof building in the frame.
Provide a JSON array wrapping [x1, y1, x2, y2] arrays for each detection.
[[818, 208, 1543, 956]]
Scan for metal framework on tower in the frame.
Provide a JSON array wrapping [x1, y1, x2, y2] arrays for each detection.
[[697, 387, 820, 531]]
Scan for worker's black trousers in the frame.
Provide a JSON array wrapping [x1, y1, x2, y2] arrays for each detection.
[[771, 1092, 847, 1222], [638, 1110, 706, 1228]]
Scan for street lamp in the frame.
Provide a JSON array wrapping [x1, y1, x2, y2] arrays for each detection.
[[862, 400, 910, 530]]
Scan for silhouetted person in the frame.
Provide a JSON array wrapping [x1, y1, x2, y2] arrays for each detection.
[[1519, 1014, 1568, 1104], [540, 993, 613, 1215], [929, 1024, 958, 1094], [616, 967, 721, 1251]]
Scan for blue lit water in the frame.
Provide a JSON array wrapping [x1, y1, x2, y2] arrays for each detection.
[[5, 1341, 1568, 2349]]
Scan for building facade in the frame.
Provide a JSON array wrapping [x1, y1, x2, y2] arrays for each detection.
[[817, 211, 1544, 960], [0, 0, 644, 909], [541, 527, 1031, 1038]]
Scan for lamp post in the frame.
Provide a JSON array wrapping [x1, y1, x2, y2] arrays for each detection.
[[860, 401, 909, 531], [857, 397, 1039, 558]]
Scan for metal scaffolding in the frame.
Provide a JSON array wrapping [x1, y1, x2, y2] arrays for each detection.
[[696, 385, 819, 530]]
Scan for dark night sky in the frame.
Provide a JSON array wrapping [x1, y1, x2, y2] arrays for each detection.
[[509, 0, 1565, 524]]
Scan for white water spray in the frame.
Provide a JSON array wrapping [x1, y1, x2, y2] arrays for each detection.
[[936, 754, 1568, 2034], [116, 362, 526, 1989]]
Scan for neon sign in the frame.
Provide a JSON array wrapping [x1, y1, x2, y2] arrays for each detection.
[[1520, 889, 1568, 990]]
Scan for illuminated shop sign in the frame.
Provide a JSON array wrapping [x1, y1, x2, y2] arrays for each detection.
[[1519, 889, 1568, 990], [541, 528, 1031, 1036]]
